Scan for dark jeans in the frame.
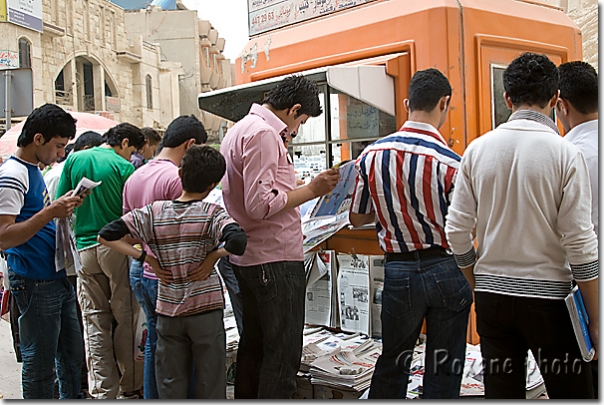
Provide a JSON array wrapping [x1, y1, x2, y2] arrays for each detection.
[[67, 275, 89, 392], [129, 261, 195, 399], [232, 261, 305, 399], [475, 291, 594, 399], [218, 256, 243, 334], [8, 270, 84, 399], [369, 254, 472, 399]]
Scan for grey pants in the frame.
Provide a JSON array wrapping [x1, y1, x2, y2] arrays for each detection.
[[155, 309, 226, 399]]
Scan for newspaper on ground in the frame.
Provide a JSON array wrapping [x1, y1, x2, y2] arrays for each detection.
[[310, 345, 381, 392], [337, 253, 371, 335]]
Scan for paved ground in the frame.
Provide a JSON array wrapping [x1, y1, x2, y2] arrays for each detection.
[[0, 319, 22, 399]]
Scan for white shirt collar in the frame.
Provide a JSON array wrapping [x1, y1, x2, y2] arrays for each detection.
[[564, 119, 598, 144]]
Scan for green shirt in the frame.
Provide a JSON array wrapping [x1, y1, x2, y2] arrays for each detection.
[[57, 146, 134, 249]]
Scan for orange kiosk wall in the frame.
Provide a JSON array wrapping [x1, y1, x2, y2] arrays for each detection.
[[204, 0, 582, 344]]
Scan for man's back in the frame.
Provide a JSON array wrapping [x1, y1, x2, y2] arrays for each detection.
[[123, 200, 234, 317], [122, 159, 181, 213], [447, 118, 597, 297], [57, 146, 134, 249]]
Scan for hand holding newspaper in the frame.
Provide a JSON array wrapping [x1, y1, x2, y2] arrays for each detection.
[[73, 177, 102, 197]]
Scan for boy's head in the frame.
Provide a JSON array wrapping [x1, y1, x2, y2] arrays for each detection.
[[140, 127, 162, 160], [180, 145, 225, 194], [74, 131, 103, 151], [263, 75, 322, 136], [102, 123, 146, 161], [18, 104, 77, 166], [160, 115, 207, 150], [556, 61, 598, 132], [503, 52, 559, 110]]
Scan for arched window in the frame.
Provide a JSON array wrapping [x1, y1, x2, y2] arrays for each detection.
[[146, 74, 153, 110], [18, 38, 31, 68]]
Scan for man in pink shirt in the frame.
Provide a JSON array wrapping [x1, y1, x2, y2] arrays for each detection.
[[220, 75, 340, 399], [122, 115, 207, 399]]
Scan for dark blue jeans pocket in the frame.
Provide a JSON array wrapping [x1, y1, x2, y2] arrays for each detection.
[[249, 264, 278, 303], [8, 270, 29, 312], [383, 277, 413, 318], [433, 264, 472, 312]]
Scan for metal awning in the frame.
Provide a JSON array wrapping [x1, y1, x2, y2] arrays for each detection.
[[197, 65, 395, 122]]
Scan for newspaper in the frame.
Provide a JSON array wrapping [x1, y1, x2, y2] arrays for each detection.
[[302, 212, 350, 253], [368, 255, 384, 338], [308, 160, 358, 219], [55, 216, 82, 274], [73, 176, 102, 197], [305, 251, 334, 328], [337, 253, 371, 335]]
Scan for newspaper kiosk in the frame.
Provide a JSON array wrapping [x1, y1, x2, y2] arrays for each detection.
[[198, 0, 583, 344]]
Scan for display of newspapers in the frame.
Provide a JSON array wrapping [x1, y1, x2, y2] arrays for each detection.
[[73, 176, 102, 197], [310, 345, 381, 392], [305, 251, 335, 328], [55, 216, 82, 274], [368, 255, 384, 338], [337, 253, 371, 335], [565, 284, 596, 361]]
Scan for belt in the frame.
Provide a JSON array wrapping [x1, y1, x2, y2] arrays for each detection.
[[384, 246, 451, 263]]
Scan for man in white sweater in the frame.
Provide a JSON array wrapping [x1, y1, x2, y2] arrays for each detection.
[[556, 60, 599, 399], [445, 53, 598, 399]]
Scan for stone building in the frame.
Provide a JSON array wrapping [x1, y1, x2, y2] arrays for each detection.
[[0, 0, 183, 130], [124, 7, 234, 141]]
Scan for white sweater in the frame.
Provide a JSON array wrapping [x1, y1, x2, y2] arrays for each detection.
[[445, 115, 598, 299]]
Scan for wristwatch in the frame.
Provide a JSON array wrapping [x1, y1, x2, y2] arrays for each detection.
[[136, 250, 147, 264]]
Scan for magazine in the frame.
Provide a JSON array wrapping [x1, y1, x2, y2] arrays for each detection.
[[308, 160, 358, 219], [565, 285, 595, 361]]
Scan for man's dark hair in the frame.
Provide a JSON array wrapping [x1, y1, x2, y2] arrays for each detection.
[[57, 144, 75, 163], [181, 145, 225, 194], [264, 75, 322, 118], [407, 69, 452, 112], [141, 127, 162, 146], [503, 52, 559, 109], [74, 131, 103, 151], [161, 116, 207, 148], [558, 61, 598, 115], [102, 123, 146, 149], [18, 104, 77, 147]]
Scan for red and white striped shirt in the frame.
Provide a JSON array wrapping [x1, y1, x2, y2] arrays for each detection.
[[350, 121, 461, 253]]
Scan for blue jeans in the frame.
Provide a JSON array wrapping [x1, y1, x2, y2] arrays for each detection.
[[232, 261, 306, 399], [129, 261, 195, 399], [8, 269, 84, 399], [129, 261, 159, 399], [368, 254, 472, 399]]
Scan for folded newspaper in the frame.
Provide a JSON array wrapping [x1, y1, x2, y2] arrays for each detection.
[[55, 216, 82, 274], [74, 177, 102, 197]]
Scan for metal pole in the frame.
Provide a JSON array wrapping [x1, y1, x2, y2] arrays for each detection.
[[5, 71, 12, 131]]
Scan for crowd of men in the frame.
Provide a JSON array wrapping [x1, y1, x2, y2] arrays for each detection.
[[0, 52, 598, 399]]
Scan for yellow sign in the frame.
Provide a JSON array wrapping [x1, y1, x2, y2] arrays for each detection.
[[0, 0, 7, 22]]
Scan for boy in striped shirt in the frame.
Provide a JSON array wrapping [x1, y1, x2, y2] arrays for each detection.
[[97, 145, 247, 399]]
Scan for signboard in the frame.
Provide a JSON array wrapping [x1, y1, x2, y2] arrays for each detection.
[[6, 0, 43, 33], [0, 50, 18, 69], [0, 68, 34, 118], [0, 0, 7, 21], [248, 0, 378, 36]]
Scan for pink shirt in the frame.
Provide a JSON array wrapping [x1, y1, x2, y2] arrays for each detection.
[[122, 159, 182, 279], [220, 103, 303, 266]]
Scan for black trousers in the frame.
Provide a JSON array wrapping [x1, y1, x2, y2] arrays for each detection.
[[475, 292, 593, 399]]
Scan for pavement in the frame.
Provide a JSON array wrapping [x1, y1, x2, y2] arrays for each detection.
[[0, 318, 22, 399]]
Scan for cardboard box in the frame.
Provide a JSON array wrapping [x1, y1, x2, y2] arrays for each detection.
[[313, 384, 365, 399], [294, 374, 313, 399]]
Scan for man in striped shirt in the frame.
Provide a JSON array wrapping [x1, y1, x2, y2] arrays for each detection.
[[350, 69, 472, 399]]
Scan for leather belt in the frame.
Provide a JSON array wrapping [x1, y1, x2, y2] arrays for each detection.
[[384, 246, 451, 263]]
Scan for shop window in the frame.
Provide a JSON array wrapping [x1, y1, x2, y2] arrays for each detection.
[[18, 38, 31, 68], [146, 75, 153, 110]]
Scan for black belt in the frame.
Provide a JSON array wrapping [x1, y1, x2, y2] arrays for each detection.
[[385, 246, 451, 263]]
